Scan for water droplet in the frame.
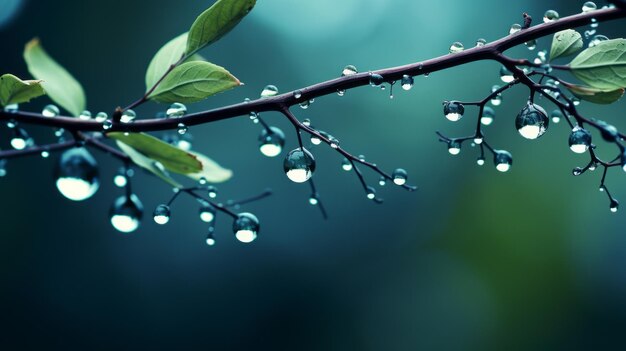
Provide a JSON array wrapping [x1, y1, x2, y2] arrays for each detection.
[[42, 104, 60, 117], [309, 196, 319, 206], [110, 194, 143, 233], [516, 102, 549, 140], [443, 101, 465, 122], [0, 159, 6, 177], [366, 186, 376, 200], [293, 90, 303, 99], [207, 186, 218, 199], [589, 162, 597, 171], [39, 150, 49, 159], [449, 42, 464, 54], [284, 148, 315, 183], [543, 10, 559, 23], [379, 177, 386, 186], [94, 112, 107, 123], [233, 212, 259, 243], [525, 39, 537, 50], [582, 1, 597, 12], [206, 232, 216, 246], [401, 75, 414, 91], [477, 157, 485, 166], [302, 119, 311, 127], [448, 141, 461, 155], [369, 73, 384, 86], [79, 110, 92, 120], [261, 85, 279, 97], [4, 104, 18, 113], [102, 119, 113, 130], [490, 85, 503, 106], [500, 66, 514, 83], [610, 199, 619, 213], [259, 126, 285, 157], [299, 100, 311, 109], [121, 109, 136, 123], [509, 23, 522, 35], [310, 135, 322, 145], [569, 126, 592, 153], [199, 203, 216, 223], [177, 122, 188, 135], [337, 89, 345, 96], [113, 169, 127, 187], [590, 18, 598, 28], [589, 34, 608, 47], [392, 168, 408, 186], [166, 102, 187, 118], [342, 65, 358, 76], [153, 204, 171, 225], [55, 147, 99, 201], [474, 137, 483, 145], [10, 128, 31, 150], [550, 109, 563, 123], [572, 167, 583, 176], [481, 107, 496, 126], [329, 137, 340, 149], [475, 38, 487, 47], [249, 111, 259, 122], [494, 150, 513, 172], [341, 158, 353, 171]]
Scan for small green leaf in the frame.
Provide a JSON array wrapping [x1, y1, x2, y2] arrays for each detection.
[[186, 0, 256, 56], [549, 29, 583, 61], [23, 38, 86, 116], [147, 61, 240, 103], [145, 32, 206, 91], [108, 132, 202, 174], [115, 141, 183, 188], [562, 82, 624, 104], [185, 150, 233, 183], [570, 38, 626, 90], [0, 74, 46, 106]]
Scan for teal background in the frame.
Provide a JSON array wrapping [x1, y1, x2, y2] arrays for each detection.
[[1, 0, 626, 349]]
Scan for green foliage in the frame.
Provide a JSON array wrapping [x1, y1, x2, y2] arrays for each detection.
[[562, 82, 624, 104], [0, 73, 45, 106], [185, 150, 233, 183], [115, 140, 183, 188], [23, 38, 86, 116], [570, 38, 626, 90], [185, 0, 256, 56], [145, 32, 204, 91], [147, 61, 240, 103], [549, 29, 582, 61]]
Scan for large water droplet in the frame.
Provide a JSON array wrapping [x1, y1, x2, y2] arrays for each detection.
[[449, 42, 464, 53], [443, 101, 465, 122], [392, 168, 408, 186], [543, 10, 559, 23], [233, 212, 259, 243], [42, 104, 60, 117], [401, 75, 414, 91], [95, 112, 108, 123], [515, 102, 549, 140], [494, 150, 513, 172], [55, 147, 99, 201], [261, 85, 278, 97], [284, 148, 315, 183], [110, 194, 143, 233], [79, 110, 92, 120], [509, 23, 521, 35], [121, 109, 136, 123], [153, 204, 171, 225], [568, 126, 592, 153], [481, 107, 496, 126], [582, 1, 597, 12], [166, 102, 187, 118], [258, 126, 285, 157], [342, 65, 358, 76]]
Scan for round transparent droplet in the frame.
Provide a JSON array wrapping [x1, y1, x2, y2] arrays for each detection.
[[379, 177, 386, 186], [475, 38, 487, 47], [474, 137, 483, 145], [366, 186, 376, 200], [177, 122, 188, 135], [260, 85, 279, 98], [341, 158, 353, 171], [102, 119, 113, 130], [568, 126, 592, 153], [55, 147, 100, 201], [481, 107, 496, 126], [207, 186, 218, 199], [543, 10, 559, 23], [337, 89, 345, 96], [206, 234, 216, 246], [369, 73, 384, 86], [121, 109, 136, 123], [515, 102, 549, 140], [443, 101, 465, 122], [0, 159, 7, 177], [293, 90, 303, 99], [284, 148, 316, 183], [110, 194, 143, 233], [302, 119, 311, 127], [509, 24, 521, 35], [448, 141, 461, 155], [233, 212, 260, 243], [494, 150, 513, 172], [309, 196, 319, 206], [610, 200, 619, 213], [95, 112, 108, 123], [166, 102, 187, 118], [79, 110, 92, 120], [590, 18, 598, 28], [550, 109, 563, 123], [10, 128, 31, 150], [525, 39, 537, 50], [42, 104, 60, 117], [199, 203, 216, 223], [153, 204, 171, 225], [500, 66, 514, 83], [342, 65, 358, 77], [477, 157, 485, 166], [258, 126, 285, 157], [449, 41, 464, 54], [401, 75, 414, 91], [299, 100, 311, 109], [582, 1, 597, 12], [392, 168, 408, 186]]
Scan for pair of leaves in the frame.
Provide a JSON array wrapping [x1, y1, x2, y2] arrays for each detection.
[[0, 74, 45, 106], [108, 132, 233, 186], [145, 0, 256, 103], [23, 38, 86, 116]]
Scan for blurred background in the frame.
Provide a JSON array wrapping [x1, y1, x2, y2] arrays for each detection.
[[1, 0, 626, 349]]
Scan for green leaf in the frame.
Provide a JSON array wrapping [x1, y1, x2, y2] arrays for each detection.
[[115, 141, 183, 188], [23, 38, 86, 116], [185, 150, 233, 183], [108, 132, 202, 175], [549, 29, 583, 61], [0, 74, 46, 106], [186, 0, 256, 56], [145, 32, 206, 92], [147, 61, 240, 103], [570, 38, 626, 90], [562, 82, 624, 104]]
